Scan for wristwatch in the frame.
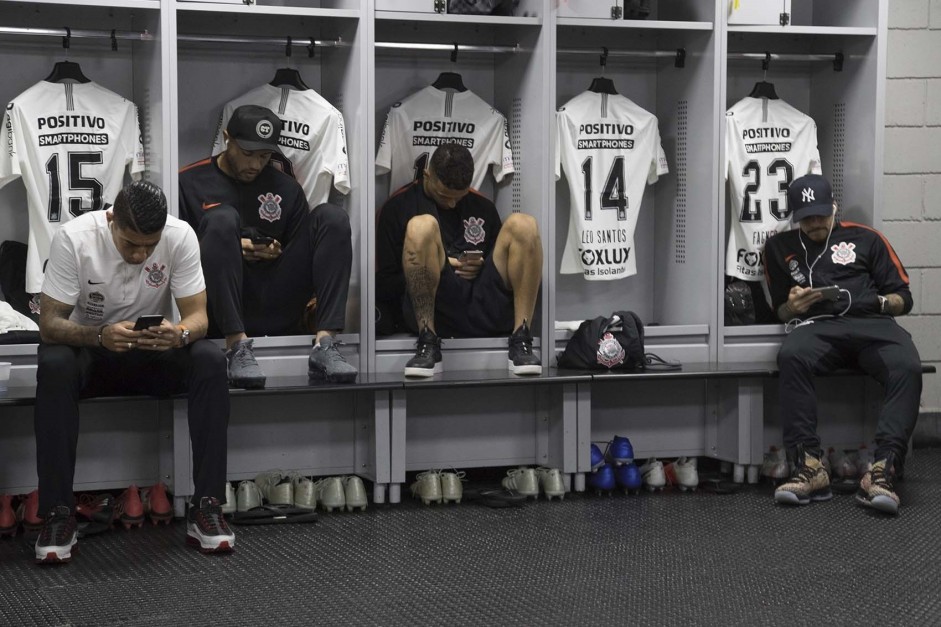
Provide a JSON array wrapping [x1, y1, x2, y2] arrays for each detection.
[[878, 295, 889, 315], [178, 325, 191, 347]]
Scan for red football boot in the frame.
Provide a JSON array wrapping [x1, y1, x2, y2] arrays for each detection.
[[113, 485, 145, 529], [0, 494, 17, 537], [141, 482, 173, 525], [16, 490, 43, 533]]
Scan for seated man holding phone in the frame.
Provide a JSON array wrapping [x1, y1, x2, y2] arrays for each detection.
[[178, 105, 356, 388], [34, 181, 233, 563], [763, 173, 921, 516], [376, 142, 543, 377]]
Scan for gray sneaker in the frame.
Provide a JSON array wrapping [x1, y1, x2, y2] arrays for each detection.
[[309, 337, 358, 383], [226, 339, 266, 389]]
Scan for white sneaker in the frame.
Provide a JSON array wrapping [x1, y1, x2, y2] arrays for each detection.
[[253, 470, 283, 502], [639, 458, 666, 492], [440, 470, 465, 504], [293, 475, 318, 511], [668, 457, 698, 491], [267, 476, 294, 506], [343, 476, 368, 512], [502, 467, 539, 499], [315, 477, 346, 512], [236, 480, 263, 512], [410, 470, 442, 505], [221, 482, 237, 515], [760, 446, 789, 482], [537, 467, 566, 501]]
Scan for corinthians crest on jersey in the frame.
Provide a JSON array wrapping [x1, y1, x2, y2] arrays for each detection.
[[257, 192, 283, 222], [145, 262, 168, 289]]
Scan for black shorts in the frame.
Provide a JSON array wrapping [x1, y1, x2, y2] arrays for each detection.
[[401, 255, 514, 338]]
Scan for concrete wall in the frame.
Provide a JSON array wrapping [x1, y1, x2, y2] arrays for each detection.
[[885, 1, 941, 416]]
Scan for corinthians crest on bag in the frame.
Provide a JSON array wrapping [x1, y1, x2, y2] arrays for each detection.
[[557, 311, 681, 372], [557, 311, 645, 370]]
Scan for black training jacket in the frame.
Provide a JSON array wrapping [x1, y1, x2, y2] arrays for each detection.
[[178, 156, 309, 245], [763, 220, 912, 319]]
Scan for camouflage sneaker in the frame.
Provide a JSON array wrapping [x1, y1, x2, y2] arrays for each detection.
[[226, 339, 266, 389], [856, 455, 899, 515], [308, 336, 358, 383], [774, 446, 832, 506]]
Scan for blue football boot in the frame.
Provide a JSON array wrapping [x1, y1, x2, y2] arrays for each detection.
[[615, 463, 643, 494], [590, 443, 605, 471], [588, 463, 615, 494], [608, 435, 635, 465]]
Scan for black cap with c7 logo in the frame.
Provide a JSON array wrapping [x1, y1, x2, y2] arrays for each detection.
[[226, 104, 283, 153]]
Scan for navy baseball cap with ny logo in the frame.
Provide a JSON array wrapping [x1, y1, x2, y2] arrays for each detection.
[[226, 104, 283, 153], [788, 174, 834, 222]]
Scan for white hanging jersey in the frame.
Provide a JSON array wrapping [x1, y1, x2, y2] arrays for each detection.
[[555, 91, 669, 280], [725, 96, 822, 281], [212, 84, 350, 207], [376, 86, 514, 192], [0, 81, 145, 293]]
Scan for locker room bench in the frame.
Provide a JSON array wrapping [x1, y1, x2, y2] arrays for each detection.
[[0, 337, 934, 508], [0, 335, 405, 514], [0, 370, 404, 514]]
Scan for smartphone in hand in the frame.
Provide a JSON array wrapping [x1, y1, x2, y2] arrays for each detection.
[[251, 235, 274, 246], [133, 314, 164, 331], [459, 250, 483, 262], [809, 286, 840, 301]]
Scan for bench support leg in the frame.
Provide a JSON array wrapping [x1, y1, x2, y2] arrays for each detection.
[[389, 389, 406, 504]]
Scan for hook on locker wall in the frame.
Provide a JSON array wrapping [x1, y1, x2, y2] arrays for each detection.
[[285, 35, 292, 58], [600, 46, 609, 71], [62, 26, 71, 51], [111, 29, 118, 52], [451, 43, 458, 63], [833, 52, 844, 72], [674, 48, 686, 69], [761, 51, 771, 72], [307, 38, 316, 59]]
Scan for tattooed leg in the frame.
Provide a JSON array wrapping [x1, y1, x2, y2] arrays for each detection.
[[403, 215, 445, 332]]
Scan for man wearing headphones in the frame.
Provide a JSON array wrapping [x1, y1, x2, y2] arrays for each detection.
[[763, 173, 921, 516]]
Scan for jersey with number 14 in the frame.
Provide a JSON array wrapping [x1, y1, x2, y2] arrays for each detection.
[[0, 81, 144, 293], [725, 96, 821, 281], [556, 91, 669, 280]]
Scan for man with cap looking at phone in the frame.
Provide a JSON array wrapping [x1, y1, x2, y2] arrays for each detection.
[[763, 173, 921, 516], [178, 104, 356, 389]]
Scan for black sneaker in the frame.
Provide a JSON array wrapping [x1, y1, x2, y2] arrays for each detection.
[[35, 505, 78, 564], [508, 321, 542, 375], [404, 326, 443, 378], [186, 497, 235, 553]]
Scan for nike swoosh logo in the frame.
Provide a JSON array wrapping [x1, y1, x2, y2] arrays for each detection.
[[88, 280, 104, 285], [202, 202, 221, 210]]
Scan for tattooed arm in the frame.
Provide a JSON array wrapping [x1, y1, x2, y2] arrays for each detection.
[[38, 294, 93, 346], [39, 293, 138, 352]]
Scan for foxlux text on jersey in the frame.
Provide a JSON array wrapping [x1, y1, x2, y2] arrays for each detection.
[[37, 115, 107, 130]]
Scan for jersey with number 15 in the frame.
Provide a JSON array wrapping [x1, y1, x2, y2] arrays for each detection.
[[725, 96, 821, 282], [556, 91, 668, 280], [0, 81, 145, 293]]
